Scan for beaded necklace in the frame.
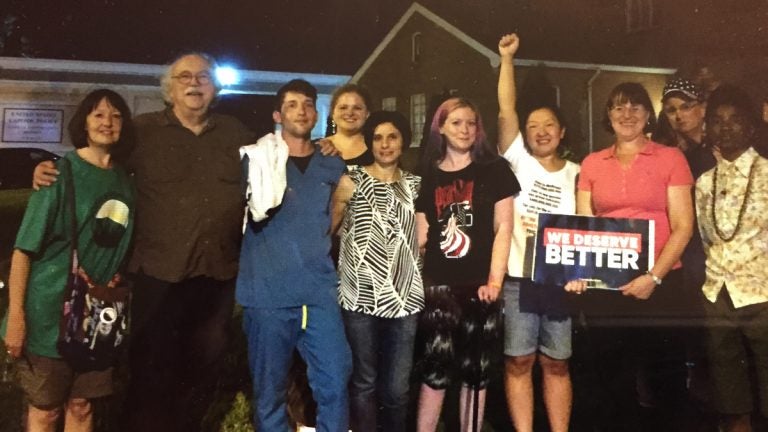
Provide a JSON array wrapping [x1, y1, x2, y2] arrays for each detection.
[[711, 157, 756, 242]]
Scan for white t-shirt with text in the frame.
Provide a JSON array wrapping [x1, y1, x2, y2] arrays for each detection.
[[502, 132, 580, 277]]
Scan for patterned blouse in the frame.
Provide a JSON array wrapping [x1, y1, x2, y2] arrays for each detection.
[[338, 167, 424, 318], [696, 147, 768, 308]]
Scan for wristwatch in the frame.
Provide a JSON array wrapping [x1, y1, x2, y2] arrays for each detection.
[[645, 271, 662, 286]]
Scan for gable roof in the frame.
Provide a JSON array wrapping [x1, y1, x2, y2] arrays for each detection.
[[351, 3, 499, 82], [351, 2, 675, 83]]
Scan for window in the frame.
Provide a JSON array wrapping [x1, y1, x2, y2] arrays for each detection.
[[410, 93, 426, 147], [382, 97, 396, 111], [626, 0, 655, 33], [411, 32, 422, 63]]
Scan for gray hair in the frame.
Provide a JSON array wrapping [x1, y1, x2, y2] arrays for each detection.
[[160, 51, 221, 105]]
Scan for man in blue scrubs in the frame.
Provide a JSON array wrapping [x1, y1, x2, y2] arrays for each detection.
[[236, 79, 351, 432]]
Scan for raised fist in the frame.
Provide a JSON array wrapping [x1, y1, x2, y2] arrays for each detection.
[[498, 33, 520, 57]]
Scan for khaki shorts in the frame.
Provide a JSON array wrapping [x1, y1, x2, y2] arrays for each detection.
[[16, 352, 113, 409]]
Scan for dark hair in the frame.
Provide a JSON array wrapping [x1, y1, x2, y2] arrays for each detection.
[[420, 97, 497, 173], [330, 83, 372, 113], [523, 104, 570, 156], [651, 112, 678, 147], [68, 89, 135, 161], [705, 84, 759, 130], [362, 111, 412, 151], [601, 82, 657, 134], [275, 79, 317, 112]]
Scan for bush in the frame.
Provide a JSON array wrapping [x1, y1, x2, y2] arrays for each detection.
[[219, 392, 255, 432]]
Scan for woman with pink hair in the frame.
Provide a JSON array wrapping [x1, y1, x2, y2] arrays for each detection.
[[415, 97, 518, 431]]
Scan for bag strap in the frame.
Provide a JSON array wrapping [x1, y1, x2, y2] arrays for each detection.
[[60, 157, 79, 263]]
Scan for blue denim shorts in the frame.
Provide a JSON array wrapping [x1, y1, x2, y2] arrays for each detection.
[[503, 279, 572, 360]]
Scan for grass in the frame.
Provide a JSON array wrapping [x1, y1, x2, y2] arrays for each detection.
[[0, 188, 32, 223], [0, 189, 31, 430], [0, 188, 33, 212], [0, 188, 32, 275], [0, 352, 24, 432]]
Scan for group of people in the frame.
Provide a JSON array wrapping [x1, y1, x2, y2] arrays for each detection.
[[1, 31, 767, 432]]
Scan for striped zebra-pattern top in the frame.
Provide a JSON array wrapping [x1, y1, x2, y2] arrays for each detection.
[[338, 167, 425, 318]]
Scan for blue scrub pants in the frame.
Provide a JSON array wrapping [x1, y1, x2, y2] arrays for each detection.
[[242, 304, 352, 432]]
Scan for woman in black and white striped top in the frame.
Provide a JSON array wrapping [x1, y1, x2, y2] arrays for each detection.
[[331, 110, 424, 432]]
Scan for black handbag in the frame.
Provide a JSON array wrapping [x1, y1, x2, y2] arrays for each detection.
[[56, 158, 130, 372]]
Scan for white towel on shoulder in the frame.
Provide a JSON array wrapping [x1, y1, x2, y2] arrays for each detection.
[[240, 132, 289, 228]]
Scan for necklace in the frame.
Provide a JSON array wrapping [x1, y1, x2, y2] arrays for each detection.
[[711, 157, 756, 242]]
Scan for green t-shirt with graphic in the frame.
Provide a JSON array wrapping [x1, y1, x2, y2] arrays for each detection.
[[2, 151, 134, 358]]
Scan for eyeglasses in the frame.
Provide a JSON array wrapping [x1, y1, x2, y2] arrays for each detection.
[[171, 72, 213, 85], [663, 101, 699, 116]]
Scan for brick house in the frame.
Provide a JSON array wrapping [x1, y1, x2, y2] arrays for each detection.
[[350, 2, 678, 166]]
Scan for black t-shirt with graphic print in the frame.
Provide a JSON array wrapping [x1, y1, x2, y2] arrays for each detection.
[[416, 157, 519, 287]]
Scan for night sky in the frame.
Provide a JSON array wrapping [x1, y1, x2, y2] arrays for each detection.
[[3, 0, 765, 81], [3, 0, 425, 73], [2, 0, 614, 73]]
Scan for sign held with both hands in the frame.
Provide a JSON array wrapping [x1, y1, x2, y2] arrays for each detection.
[[533, 214, 655, 290]]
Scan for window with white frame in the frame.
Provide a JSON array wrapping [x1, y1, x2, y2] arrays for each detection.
[[410, 93, 426, 147], [626, 0, 655, 33], [412, 32, 422, 63], [382, 97, 396, 111]]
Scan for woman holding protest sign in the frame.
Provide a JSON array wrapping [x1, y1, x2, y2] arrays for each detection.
[[565, 82, 694, 430], [496, 33, 579, 432]]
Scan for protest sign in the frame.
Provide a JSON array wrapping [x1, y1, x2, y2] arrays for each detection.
[[532, 214, 655, 289]]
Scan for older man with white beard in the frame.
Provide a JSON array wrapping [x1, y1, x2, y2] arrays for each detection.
[[121, 52, 256, 432], [35, 52, 254, 432]]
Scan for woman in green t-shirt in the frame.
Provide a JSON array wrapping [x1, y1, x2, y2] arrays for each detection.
[[2, 89, 135, 432]]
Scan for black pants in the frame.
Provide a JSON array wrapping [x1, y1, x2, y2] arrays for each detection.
[[572, 270, 693, 432], [122, 272, 235, 432]]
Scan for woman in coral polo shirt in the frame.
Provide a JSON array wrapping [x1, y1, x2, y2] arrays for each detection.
[[566, 82, 694, 430]]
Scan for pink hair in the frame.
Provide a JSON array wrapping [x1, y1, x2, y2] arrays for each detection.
[[421, 97, 493, 172]]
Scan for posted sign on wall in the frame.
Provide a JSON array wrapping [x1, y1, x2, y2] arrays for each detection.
[[2, 108, 63, 143], [532, 214, 655, 289]]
